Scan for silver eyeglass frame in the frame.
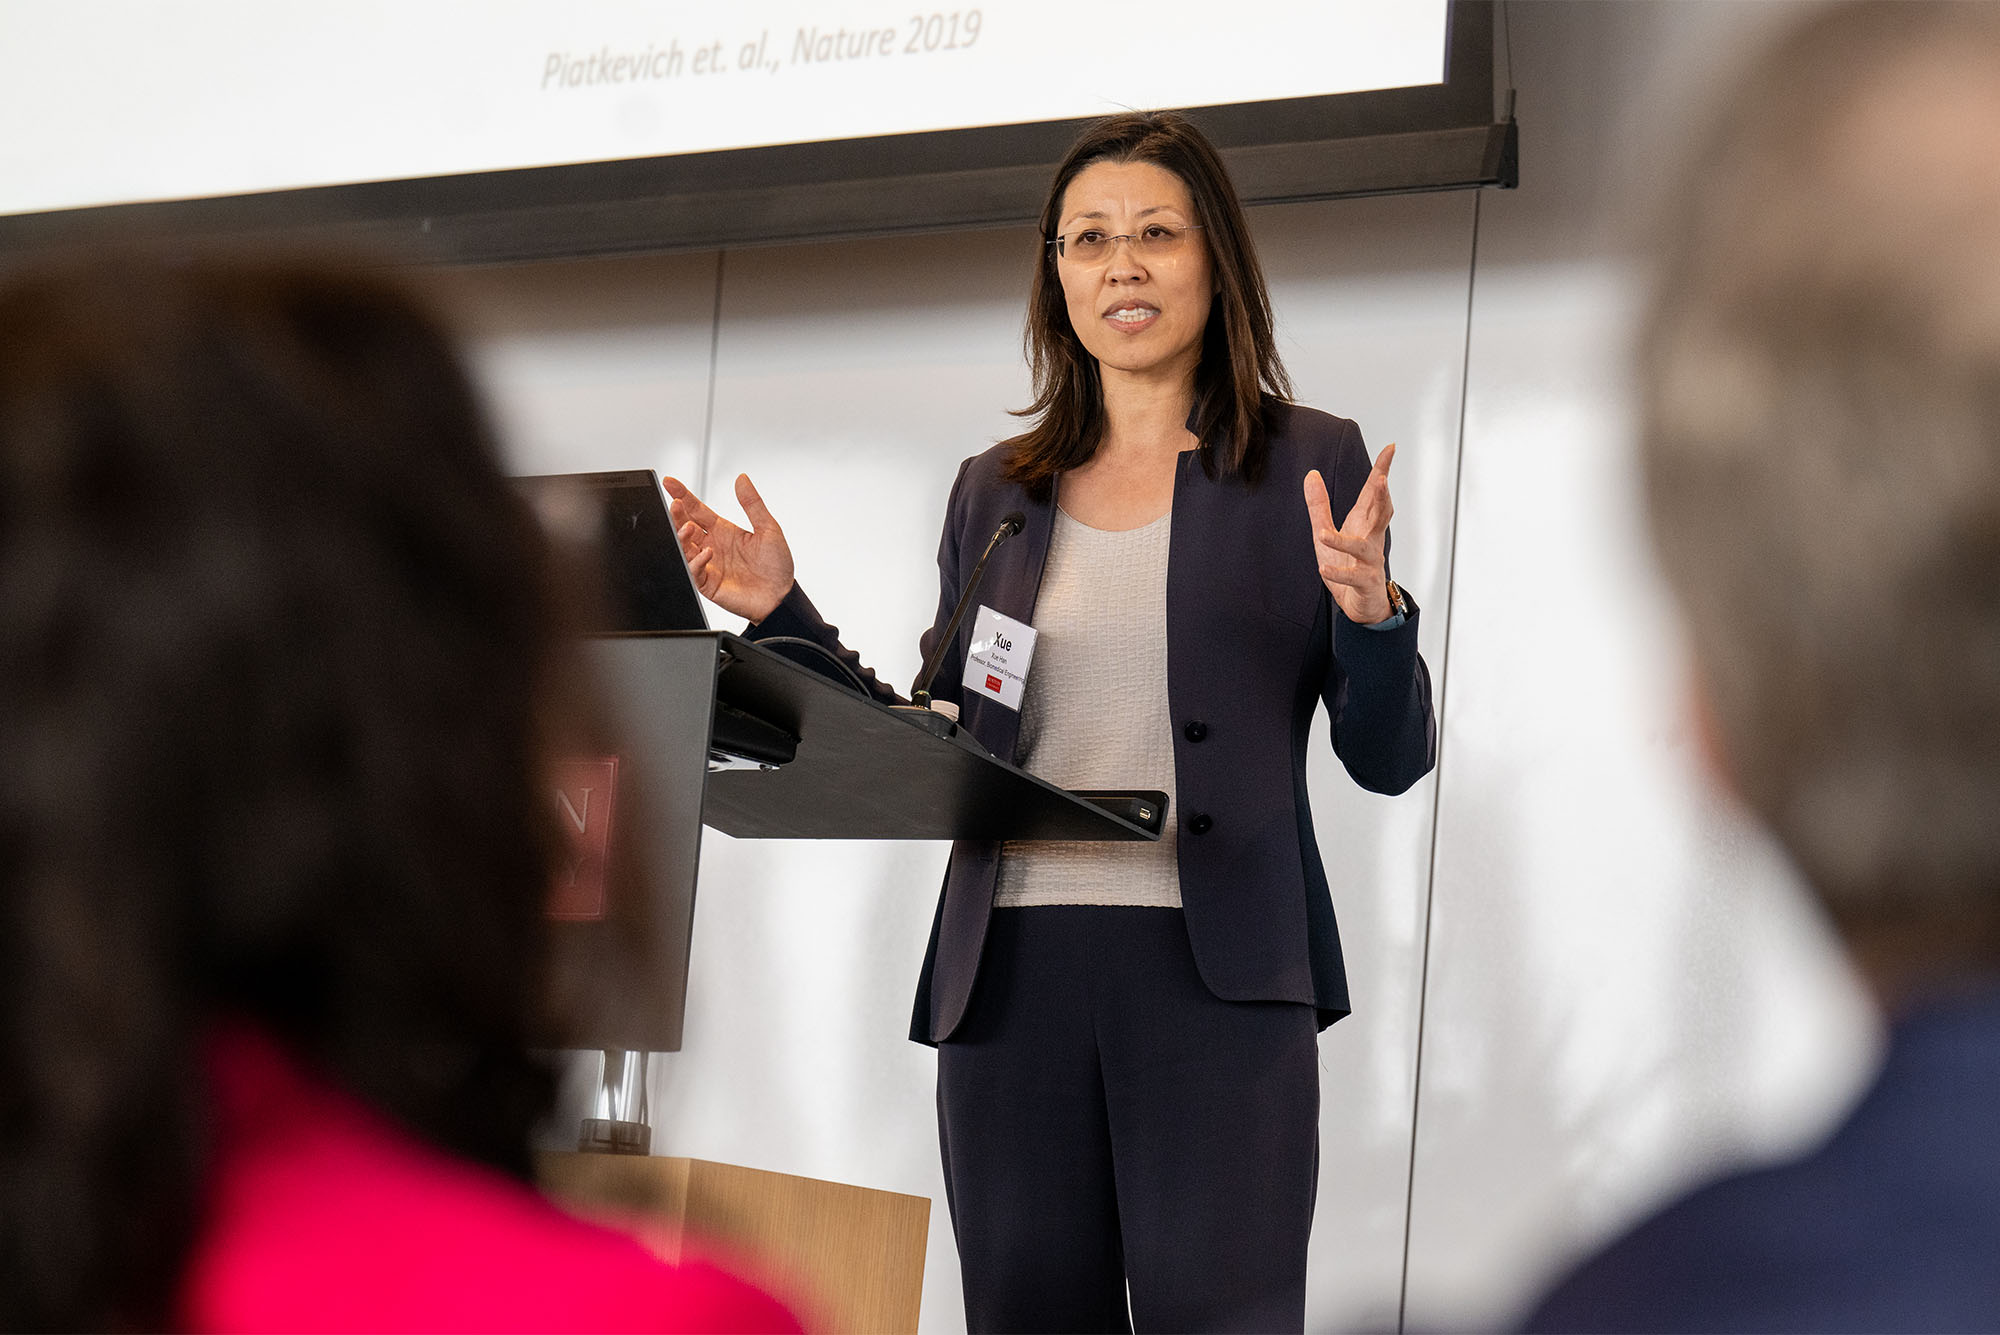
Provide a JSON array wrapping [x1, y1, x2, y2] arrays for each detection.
[[1045, 223, 1206, 261]]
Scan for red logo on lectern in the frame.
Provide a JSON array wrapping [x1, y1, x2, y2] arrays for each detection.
[[548, 757, 619, 921]]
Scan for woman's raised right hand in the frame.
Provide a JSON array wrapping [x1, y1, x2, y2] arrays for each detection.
[[662, 473, 795, 623]]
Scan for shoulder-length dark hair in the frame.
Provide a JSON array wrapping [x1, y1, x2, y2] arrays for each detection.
[[0, 253, 569, 1329], [1003, 111, 1293, 498]]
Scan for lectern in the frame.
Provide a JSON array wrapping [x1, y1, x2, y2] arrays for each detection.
[[548, 628, 1161, 1056], [541, 628, 1161, 1328]]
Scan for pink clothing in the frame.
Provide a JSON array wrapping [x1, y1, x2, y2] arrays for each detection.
[[179, 1032, 801, 1334]]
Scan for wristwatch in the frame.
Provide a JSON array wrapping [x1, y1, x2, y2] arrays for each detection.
[[1365, 580, 1409, 632]]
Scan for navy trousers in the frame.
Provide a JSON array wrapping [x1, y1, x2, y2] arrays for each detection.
[[936, 907, 1320, 1334]]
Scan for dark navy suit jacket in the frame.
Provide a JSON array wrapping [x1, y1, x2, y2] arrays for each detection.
[[1524, 983, 2000, 1333], [752, 401, 1437, 1044]]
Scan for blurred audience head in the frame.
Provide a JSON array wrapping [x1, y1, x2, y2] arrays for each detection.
[[1641, 1, 2000, 990], [0, 252, 567, 1327]]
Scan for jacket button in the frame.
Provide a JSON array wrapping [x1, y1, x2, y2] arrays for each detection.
[[1183, 720, 1207, 742], [1188, 812, 1213, 835]]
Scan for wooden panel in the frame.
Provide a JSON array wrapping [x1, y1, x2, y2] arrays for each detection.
[[539, 1153, 930, 1334]]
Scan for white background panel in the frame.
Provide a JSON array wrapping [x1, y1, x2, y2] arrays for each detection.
[[1255, 190, 1472, 1329], [420, 251, 721, 484]]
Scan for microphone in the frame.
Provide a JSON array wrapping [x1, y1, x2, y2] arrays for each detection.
[[907, 510, 1025, 717]]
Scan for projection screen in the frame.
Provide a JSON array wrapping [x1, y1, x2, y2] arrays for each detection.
[[0, 1, 1507, 263]]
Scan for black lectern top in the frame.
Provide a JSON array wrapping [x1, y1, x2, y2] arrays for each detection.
[[686, 632, 1161, 842]]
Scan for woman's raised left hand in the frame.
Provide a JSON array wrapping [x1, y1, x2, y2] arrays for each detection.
[[1304, 442, 1397, 625]]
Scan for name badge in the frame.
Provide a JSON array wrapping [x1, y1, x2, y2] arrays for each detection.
[[962, 605, 1037, 711]]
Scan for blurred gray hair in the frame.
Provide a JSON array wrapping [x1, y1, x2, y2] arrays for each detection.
[[1643, 1, 2000, 923]]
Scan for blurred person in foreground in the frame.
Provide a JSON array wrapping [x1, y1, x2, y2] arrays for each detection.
[[1526, 4, 2000, 1331], [0, 255, 797, 1332]]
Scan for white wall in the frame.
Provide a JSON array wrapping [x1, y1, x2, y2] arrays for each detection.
[[1405, 3, 1875, 1327], [428, 5, 1878, 1329]]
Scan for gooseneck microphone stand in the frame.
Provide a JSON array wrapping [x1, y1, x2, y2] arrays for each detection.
[[894, 511, 1025, 737]]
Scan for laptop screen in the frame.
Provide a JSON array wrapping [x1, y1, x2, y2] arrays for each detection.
[[514, 470, 708, 633]]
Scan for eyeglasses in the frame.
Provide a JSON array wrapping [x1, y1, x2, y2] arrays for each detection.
[[1046, 222, 1205, 264]]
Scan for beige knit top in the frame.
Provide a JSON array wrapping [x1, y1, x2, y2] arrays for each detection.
[[993, 505, 1180, 908]]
